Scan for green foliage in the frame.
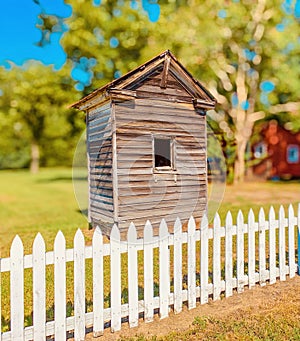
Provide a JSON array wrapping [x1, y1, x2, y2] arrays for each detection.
[[0, 62, 85, 169], [61, 0, 153, 92], [0, 0, 299, 176]]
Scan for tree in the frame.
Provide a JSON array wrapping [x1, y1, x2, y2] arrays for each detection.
[[60, 0, 155, 93], [145, 0, 300, 182], [0, 62, 84, 172]]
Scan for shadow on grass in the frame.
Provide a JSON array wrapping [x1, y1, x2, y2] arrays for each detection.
[[36, 176, 87, 183]]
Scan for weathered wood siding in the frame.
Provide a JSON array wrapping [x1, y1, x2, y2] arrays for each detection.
[[115, 76, 207, 233], [88, 102, 114, 226]]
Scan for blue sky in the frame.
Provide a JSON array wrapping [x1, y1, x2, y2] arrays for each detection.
[[0, 0, 160, 70], [0, 0, 298, 71], [0, 0, 71, 69]]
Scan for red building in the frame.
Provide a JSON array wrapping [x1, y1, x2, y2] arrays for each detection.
[[252, 120, 300, 179]]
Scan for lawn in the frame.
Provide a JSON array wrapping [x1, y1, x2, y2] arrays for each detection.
[[0, 168, 300, 336], [0, 168, 88, 257]]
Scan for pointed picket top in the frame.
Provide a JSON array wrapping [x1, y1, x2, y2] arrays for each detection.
[[74, 228, 85, 245], [188, 216, 196, 233], [259, 207, 265, 223], [237, 210, 244, 225], [144, 220, 153, 243], [33, 232, 45, 250], [174, 217, 182, 234], [93, 226, 103, 244], [225, 211, 233, 227], [269, 206, 275, 221], [11, 235, 23, 254], [111, 224, 120, 242], [54, 230, 66, 248], [159, 219, 169, 239], [200, 213, 208, 231], [214, 212, 221, 229], [128, 222, 137, 243], [279, 205, 285, 220], [248, 208, 255, 225], [288, 204, 294, 218]]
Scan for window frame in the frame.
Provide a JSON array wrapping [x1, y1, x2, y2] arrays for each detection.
[[254, 142, 267, 159], [287, 144, 299, 164], [153, 135, 176, 173]]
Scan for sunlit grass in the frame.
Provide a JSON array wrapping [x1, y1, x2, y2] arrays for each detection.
[[0, 168, 300, 333]]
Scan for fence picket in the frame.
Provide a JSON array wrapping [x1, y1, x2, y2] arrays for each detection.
[[74, 229, 85, 341], [237, 210, 245, 293], [144, 221, 154, 322], [92, 227, 104, 337], [269, 206, 276, 284], [33, 233, 46, 340], [213, 213, 221, 301], [258, 208, 266, 286], [2, 204, 300, 339], [248, 209, 255, 288], [128, 223, 139, 328], [279, 206, 286, 281], [288, 205, 296, 278], [225, 211, 233, 297], [54, 231, 66, 341], [110, 224, 121, 332], [200, 214, 209, 304], [159, 219, 170, 319], [10, 235, 24, 341], [187, 216, 196, 309], [174, 218, 183, 314]]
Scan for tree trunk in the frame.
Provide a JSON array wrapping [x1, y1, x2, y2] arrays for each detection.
[[234, 137, 248, 184], [30, 142, 40, 174]]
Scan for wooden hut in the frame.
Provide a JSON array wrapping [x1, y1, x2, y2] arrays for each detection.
[[71, 50, 216, 236]]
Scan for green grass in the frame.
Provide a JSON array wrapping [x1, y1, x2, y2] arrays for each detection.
[[1, 168, 300, 336], [0, 168, 88, 257]]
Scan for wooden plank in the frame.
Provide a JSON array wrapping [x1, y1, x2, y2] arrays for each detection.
[[92, 227, 104, 337], [247, 209, 256, 288], [225, 211, 233, 297], [173, 218, 183, 314], [288, 204, 296, 277], [160, 55, 171, 88], [112, 102, 119, 223], [278, 206, 286, 281], [200, 214, 209, 304], [187, 216, 196, 309], [144, 221, 154, 322], [110, 225, 121, 332], [269, 206, 276, 284], [236, 210, 245, 293], [213, 213, 221, 301], [118, 190, 207, 207], [118, 203, 207, 222], [10, 235, 24, 341], [127, 223, 139, 328], [33, 233, 46, 340], [74, 229, 85, 341], [159, 219, 170, 319], [258, 208, 266, 286], [54, 231, 66, 341]]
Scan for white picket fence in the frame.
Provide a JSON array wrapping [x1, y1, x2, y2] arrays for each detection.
[[0, 204, 300, 340]]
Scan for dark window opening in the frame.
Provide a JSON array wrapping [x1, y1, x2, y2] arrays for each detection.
[[287, 145, 299, 163], [154, 138, 171, 168]]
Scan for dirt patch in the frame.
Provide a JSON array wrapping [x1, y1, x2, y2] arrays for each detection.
[[81, 275, 300, 340]]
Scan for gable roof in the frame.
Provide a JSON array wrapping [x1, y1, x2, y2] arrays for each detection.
[[71, 50, 217, 110]]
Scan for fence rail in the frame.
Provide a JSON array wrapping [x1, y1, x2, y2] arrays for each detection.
[[0, 204, 300, 340]]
